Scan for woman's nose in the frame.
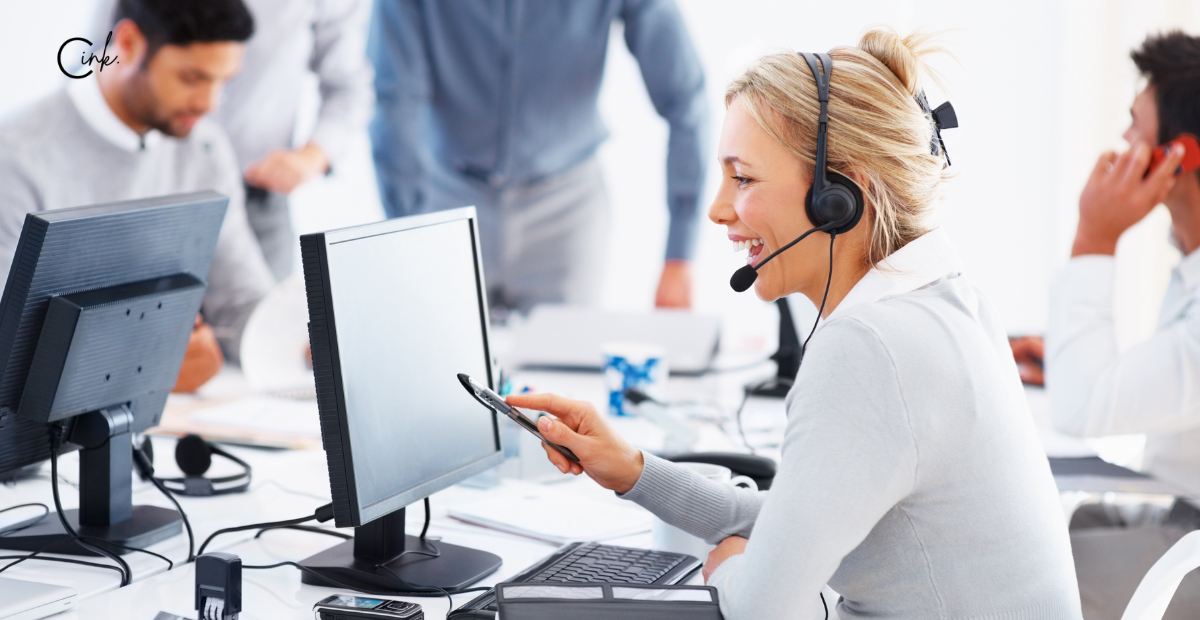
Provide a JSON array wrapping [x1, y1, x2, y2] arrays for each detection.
[[708, 186, 736, 225]]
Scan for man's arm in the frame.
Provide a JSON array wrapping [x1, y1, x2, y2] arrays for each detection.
[[621, 0, 708, 307], [306, 0, 374, 171], [367, 0, 432, 219], [243, 0, 375, 194], [201, 125, 276, 364], [1047, 143, 1197, 436], [1047, 256, 1200, 436], [0, 146, 42, 285]]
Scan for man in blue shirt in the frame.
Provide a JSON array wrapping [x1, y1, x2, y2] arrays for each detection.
[[369, 0, 708, 311]]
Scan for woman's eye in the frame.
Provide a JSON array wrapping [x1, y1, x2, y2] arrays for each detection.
[[733, 175, 752, 187]]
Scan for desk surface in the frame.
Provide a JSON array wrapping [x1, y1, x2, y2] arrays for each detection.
[[1, 359, 768, 620], [0, 356, 1137, 620]]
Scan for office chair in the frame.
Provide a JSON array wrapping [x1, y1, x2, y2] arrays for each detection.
[[1120, 530, 1200, 620]]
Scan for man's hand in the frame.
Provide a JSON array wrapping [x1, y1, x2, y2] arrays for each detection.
[[1072, 142, 1185, 257], [1009, 336, 1045, 386], [243, 143, 329, 195], [173, 316, 224, 393], [505, 392, 645, 493], [703, 536, 747, 582], [655, 260, 693, 309]]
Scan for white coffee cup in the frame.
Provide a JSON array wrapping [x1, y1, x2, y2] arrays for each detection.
[[651, 463, 758, 558]]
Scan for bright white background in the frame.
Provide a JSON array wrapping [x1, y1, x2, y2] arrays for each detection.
[[2, 0, 1200, 352]]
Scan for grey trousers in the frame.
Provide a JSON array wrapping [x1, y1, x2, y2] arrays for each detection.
[[1069, 501, 1200, 619], [244, 185, 295, 283], [423, 156, 609, 314]]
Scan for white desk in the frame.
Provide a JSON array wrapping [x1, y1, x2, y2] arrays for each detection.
[[2, 360, 775, 620]]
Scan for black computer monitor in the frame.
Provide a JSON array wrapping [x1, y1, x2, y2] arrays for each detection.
[[0, 191, 228, 554], [298, 207, 504, 592]]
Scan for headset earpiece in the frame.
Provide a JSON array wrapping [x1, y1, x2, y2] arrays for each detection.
[[805, 170, 864, 235], [175, 433, 214, 477]]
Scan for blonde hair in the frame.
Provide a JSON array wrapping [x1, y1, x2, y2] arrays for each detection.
[[726, 28, 949, 266]]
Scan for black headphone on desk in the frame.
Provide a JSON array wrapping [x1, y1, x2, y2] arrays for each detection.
[[133, 434, 252, 496]]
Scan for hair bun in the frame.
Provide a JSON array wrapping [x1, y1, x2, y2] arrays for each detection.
[[858, 27, 940, 95]]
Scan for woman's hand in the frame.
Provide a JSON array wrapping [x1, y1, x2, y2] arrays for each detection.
[[703, 536, 748, 582], [505, 393, 645, 494]]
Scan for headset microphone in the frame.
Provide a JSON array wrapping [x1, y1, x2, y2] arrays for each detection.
[[729, 221, 838, 292]]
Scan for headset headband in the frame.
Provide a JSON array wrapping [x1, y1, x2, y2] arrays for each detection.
[[798, 52, 834, 196]]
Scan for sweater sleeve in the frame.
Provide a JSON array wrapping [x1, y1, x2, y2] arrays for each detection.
[[706, 317, 920, 620], [620, 452, 765, 544], [196, 122, 275, 363], [1046, 256, 1200, 436]]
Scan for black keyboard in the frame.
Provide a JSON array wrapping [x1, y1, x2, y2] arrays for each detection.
[[449, 542, 701, 618]]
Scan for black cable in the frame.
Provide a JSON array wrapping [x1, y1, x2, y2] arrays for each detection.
[[197, 503, 334, 556], [253, 525, 351, 541], [0, 503, 49, 536], [79, 536, 173, 570], [821, 591, 828, 619], [733, 391, 755, 455], [800, 233, 837, 363], [0, 553, 127, 579], [48, 426, 131, 586], [0, 536, 125, 583], [419, 497, 431, 541], [146, 475, 195, 562]]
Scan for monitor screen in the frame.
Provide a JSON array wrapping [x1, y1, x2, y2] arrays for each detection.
[[312, 212, 500, 521]]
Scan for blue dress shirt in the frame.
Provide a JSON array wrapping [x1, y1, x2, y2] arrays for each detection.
[[369, 0, 708, 260]]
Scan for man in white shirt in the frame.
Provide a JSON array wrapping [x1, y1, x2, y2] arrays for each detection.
[[92, 0, 375, 282], [1034, 31, 1200, 619], [0, 0, 274, 391], [1045, 32, 1199, 495]]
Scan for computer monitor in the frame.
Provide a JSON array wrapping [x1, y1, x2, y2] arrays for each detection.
[[298, 207, 504, 592], [0, 191, 228, 554]]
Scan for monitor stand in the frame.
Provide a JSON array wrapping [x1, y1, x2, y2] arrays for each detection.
[[0, 407, 181, 556], [299, 506, 502, 593], [745, 298, 801, 398]]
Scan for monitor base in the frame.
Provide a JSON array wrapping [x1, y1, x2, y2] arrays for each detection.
[[299, 535, 502, 593], [0, 505, 182, 556], [744, 376, 793, 399]]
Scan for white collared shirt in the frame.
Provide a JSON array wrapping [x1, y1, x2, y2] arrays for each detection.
[[818, 227, 965, 328], [1047, 250, 1200, 495]]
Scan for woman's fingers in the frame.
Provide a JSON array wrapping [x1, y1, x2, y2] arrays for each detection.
[[507, 393, 594, 429], [541, 440, 576, 474]]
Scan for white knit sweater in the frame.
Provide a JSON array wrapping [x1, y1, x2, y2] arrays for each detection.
[[622, 230, 1082, 620]]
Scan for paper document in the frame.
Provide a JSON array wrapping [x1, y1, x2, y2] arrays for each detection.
[[448, 486, 654, 544], [191, 397, 321, 437]]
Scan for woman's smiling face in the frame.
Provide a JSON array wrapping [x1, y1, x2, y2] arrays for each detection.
[[708, 97, 832, 302]]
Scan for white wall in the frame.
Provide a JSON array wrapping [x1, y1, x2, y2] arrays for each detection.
[[3, 1, 1199, 351]]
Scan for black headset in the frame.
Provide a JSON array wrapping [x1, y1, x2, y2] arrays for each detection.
[[728, 52, 863, 294], [133, 434, 252, 497], [800, 52, 865, 235]]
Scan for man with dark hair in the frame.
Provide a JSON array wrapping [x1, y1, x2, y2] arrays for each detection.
[[1027, 31, 1200, 619], [0, 0, 273, 392], [92, 0, 374, 282]]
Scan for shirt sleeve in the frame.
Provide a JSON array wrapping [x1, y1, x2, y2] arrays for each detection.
[[367, 0, 431, 218], [620, 0, 709, 261], [198, 124, 275, 364], [620, 452, 765, 544], [1046, 255, 1200, 436], [705, 318, 919, 620], [307, 0, 375, 169], [0, 144, 43, 287]]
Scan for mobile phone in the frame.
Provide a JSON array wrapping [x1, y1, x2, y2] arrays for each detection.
[[313, 595, 422, 620], [1149, 133, 1200, 176], [457, 373, 581, 464]]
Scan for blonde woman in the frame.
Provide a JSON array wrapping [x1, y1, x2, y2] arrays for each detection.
[[507, 29, 1081, 619]]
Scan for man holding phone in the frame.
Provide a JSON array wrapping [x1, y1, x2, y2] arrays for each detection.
[[1023, 31, 1200, 619]]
